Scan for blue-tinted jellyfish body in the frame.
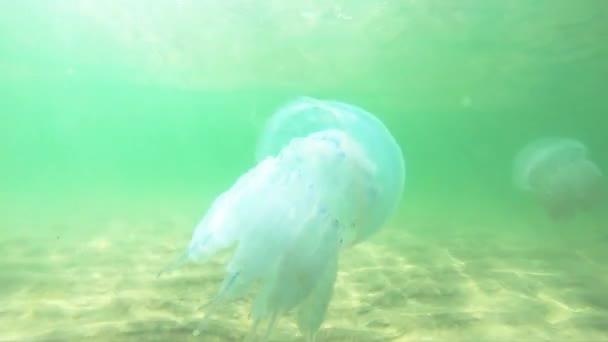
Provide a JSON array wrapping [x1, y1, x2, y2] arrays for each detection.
[[256, 97, 406, 245], [159, 98, 405, 341], [513, 137, 604, 219]]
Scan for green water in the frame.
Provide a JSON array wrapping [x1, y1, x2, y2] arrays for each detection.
[[1, 1, 607, 341]]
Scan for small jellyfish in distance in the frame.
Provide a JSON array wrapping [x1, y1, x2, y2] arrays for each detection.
[[513, 137, 604, 219], [158, 97, 406, 341]]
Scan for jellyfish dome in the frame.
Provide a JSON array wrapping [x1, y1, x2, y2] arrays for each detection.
[[159, 97, 405, 341], [257, 97, 406, 245], [513, 137, 604, 218], [513, 138, 588, 191]]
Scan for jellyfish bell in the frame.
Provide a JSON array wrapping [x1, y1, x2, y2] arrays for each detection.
[[513, 137, 588, 192], [257, 97, 406, 245], [513, 137, 604, 219]]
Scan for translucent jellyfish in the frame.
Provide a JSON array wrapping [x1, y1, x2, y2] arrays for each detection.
[[256, 97, 406, 245], [513, 137, 604, 219], [159, 97, 405, 341]]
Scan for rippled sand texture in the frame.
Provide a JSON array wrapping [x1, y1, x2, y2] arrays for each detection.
[[1, 215, 607, 341]]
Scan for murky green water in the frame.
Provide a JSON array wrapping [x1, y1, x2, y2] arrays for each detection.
[[1, 1, 607, 341]]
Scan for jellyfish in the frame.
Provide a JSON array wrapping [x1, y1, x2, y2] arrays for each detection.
[[513, 137, 604, 219], [159, 97, 405, 341], [256, 97, 406, 245]]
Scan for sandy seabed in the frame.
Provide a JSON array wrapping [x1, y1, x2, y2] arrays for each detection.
[[1, 213, 607, 342]]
